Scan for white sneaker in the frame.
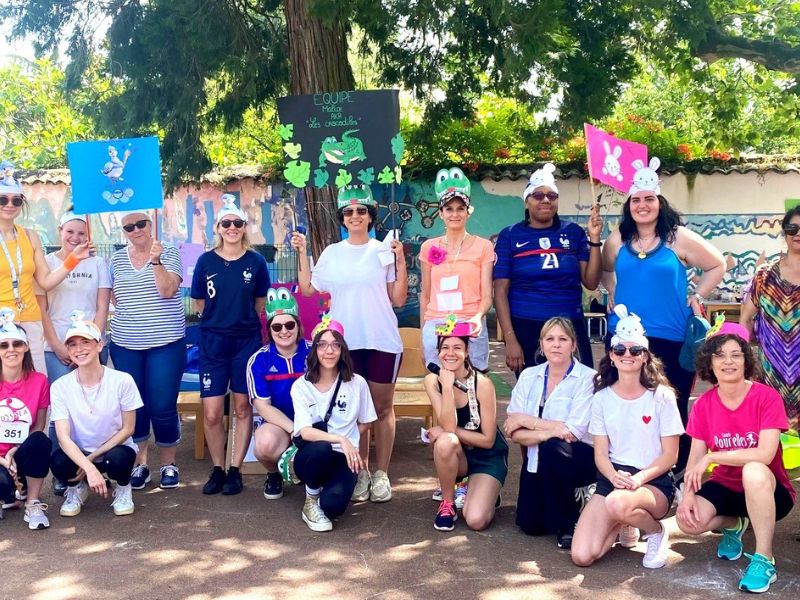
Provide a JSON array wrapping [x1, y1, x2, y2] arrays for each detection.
[[642, 521, 670, 569], [302, 495, 332, 532], [454, 478, 468, 509], [61, 481, 89, 517], [618, 525, 640, 548], [111, 484, 135, 516], [351, 470, 371, 502], [370, 470, 392, 503], [24, 501, 50, 530]]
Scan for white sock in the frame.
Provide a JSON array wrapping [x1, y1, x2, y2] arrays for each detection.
[[305, 486, 321, 497]]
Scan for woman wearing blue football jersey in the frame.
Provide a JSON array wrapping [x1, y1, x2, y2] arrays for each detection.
[[494, 164, 603, 372], [246, 288, 310, 501], [191, 195, 270, 496]]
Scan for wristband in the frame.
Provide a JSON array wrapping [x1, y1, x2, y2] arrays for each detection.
[[63, 253, 80, 272], [692, 293, 705, 304], [588, 240, 602, 248], [150, 260, 162, 266]]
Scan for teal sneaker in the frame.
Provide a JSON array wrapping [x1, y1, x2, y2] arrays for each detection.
[[717, 516, 749, 560], [738, 553, 777, 593]]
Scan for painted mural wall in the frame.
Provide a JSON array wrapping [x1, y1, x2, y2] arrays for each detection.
[[18, 169, 799, 325]]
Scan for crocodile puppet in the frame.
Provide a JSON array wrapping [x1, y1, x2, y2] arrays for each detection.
[[319, 130, 367, 167], [265, 287, 299, 321], [434, 167, 471, 203], [336, 184, 377, 209]]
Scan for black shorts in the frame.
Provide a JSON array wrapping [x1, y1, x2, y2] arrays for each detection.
[[595, 463, 676, 510], [199, 330, 262, 397], [696, 480, 795, 522], [350, 349, 402, 385]]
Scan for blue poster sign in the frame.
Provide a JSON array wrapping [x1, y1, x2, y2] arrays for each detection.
[[67, 136, 164, 214]]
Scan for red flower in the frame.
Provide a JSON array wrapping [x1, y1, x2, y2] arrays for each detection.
[[428, 245, 447, 266]]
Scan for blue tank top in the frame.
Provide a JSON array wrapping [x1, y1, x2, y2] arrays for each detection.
[[610, 241, 691, 342]]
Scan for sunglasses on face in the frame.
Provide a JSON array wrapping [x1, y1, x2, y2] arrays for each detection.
[[784, 224, 800, 236], [219, 219, 245, 229], [529, 191, 559, 202], [317, 341, 342, 351], [611, 344, 646, 357], [0, 195, 24, 207], [342, 207, 368, 217], [122, 219, 150, 233], [0, 340, 26, 350], [270, 321, 297, 333]]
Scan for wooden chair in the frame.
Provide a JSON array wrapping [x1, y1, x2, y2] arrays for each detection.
[[176, 391, 205, 460], [394, 327, 436, 429]]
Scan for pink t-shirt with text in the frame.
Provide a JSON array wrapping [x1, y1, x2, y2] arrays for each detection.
[[686, 381, 795, 501], [0, 372, 50, 458]]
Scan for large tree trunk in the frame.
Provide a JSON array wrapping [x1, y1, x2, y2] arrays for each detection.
[[284, 0, 355, 259]]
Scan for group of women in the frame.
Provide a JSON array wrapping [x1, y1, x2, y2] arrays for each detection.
[[1, 163, 798, 593]]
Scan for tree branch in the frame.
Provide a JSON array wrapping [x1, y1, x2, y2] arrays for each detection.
[[695, 30, 800, 75]]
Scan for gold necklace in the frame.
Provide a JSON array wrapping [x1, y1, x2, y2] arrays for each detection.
[[634, 234, 658, 259]]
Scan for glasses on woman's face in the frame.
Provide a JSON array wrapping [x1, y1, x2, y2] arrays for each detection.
[[783, 223, 800, 236], [317, 341, 342, 352], [712, 351, 745, 361], [219, 219, 245, 229], [342, 207, 368, 217], [0, 195, 24, 207], [270, 321, 297, 333], [611, 344, 646, 357], [122, 219, 150, 233], [0, 340, 26, 350], [529, 191, 559, 202]]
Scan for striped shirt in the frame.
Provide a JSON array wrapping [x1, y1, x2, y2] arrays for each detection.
[[109, 245, 185, 349]]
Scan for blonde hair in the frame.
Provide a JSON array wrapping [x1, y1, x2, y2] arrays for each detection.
[[539, 317, 577, 346]]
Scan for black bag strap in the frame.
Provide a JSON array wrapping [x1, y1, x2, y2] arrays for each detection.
[[322, 376, 342, 424]]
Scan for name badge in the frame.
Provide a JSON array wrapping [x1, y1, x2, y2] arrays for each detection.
[[0, 421, 30, 444]]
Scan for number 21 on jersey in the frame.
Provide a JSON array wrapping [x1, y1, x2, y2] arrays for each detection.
[[542, 252, 560, 270]]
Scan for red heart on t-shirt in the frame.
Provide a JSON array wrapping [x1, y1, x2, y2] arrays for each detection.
[[642, 415, 652, 424]]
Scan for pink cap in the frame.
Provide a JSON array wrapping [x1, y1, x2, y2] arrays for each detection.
[[435, 314, 475, 338], [312, 314, 345, 339], [706, 313, 750, 343]]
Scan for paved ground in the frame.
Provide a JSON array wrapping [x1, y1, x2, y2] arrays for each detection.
[[2, 341, 799, 600]]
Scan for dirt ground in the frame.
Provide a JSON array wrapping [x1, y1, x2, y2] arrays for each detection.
[[2, 342, 798, 600]]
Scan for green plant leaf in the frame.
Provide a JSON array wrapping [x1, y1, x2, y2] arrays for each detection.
[[377, 165, 394, 184], [284, 160, 310, 188], [335, 169, 352, 187]]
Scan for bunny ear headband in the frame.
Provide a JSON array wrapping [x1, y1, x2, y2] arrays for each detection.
[[216, 194, 248, 224], [63, 309, 102, 342], [522, 163, 558, 200]]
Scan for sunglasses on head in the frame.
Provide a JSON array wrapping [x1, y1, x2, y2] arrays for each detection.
[[122, 219, 150, 233], [0, 195, 24, 207], [529, 191, 559, 202], [611, 344, 646, 357], [784, 224, 800, 236], [220, 218, 245, 229], [342, 206, 368, 217], [0, 340, 26, 350], [270, 321, 297, 333]]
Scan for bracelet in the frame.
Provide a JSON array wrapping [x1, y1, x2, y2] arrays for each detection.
[[63, 253, 80, 272], [587, 240, 602, 247], [150, 260, 162, 266], [692, 293, 705, 304]]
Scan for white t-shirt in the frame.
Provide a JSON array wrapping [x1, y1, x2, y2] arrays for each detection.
[[311, 239, 402, 354], [44, 253, 112, 350], [50, 367, 143, 453], [508, 361, 596, 473], [291, 374, 377, 453], [589, 385, 684, 469]]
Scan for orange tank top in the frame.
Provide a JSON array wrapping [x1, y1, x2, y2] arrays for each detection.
[[0, 225, 41, 321]]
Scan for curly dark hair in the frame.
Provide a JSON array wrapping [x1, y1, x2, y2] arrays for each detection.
[[619, 194, 684, 244], [305, 329, 354, 383], [593, 348, 673, 393], [337, 205, 378, 232], [782, 205, 800, 231], [694, 333, 759, 385]]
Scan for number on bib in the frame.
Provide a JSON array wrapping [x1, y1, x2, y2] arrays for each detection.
[[542, 252, 560, 270]]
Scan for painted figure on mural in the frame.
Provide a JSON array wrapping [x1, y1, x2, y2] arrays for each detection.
[[271, 202, 295, 247], [191, 197, 208, 247], [246, 195, 267, 245]]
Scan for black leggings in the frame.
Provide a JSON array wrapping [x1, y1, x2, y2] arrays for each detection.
[[51, 445, 137, 487], [293, 441, 357, 519], [0, 431, 51, 503], [511, 314, 594, 373], [516, 439, 596, 535]]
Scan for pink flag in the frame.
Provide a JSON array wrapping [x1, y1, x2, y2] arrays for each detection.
[[584, 124, 648, 194]]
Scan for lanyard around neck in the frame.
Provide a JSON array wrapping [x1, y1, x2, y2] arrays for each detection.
[[540, 360, 575, 417], [0, 227, 24, 311]]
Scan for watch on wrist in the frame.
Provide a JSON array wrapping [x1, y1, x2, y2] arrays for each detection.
[[150, 260, 162, 266], [693, 292, 705, 304], [587, 240, 602, 247]]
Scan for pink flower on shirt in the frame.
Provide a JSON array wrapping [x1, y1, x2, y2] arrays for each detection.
[[428, 245, 447, 265]]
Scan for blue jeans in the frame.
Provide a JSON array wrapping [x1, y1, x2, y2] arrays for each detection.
[[109, 338, 186, 447]]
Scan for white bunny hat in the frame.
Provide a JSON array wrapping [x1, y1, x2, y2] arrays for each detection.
[[610, 304, 649, 349], [0, 307, 27, 343], [628, 157, 662, 196], [63, 310, 102, 343], [215, 194, 248, 224], [522, 163, 558, 200]]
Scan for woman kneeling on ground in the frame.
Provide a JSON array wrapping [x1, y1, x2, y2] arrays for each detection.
[[291, 316, 377, 532], [51, 312, 143, 517], [571, 305, 683, 569], [246, 288, 311, 500], [0, 310, 51, 529], [676, 321, 795, 594], [504, 317, 596, 549], [424, 316, 508, 532]]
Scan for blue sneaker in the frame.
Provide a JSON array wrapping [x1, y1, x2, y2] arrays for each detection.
[[434, 500, 457, 531], [159, 464, 180, 489], [738, 553, 777, 593], [718, 516, 749, 561], [130, 464, 151, 490]]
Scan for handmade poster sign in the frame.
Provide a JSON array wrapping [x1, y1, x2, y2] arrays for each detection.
[[67, 136, 164, 214], [276, 90, 403, 189]]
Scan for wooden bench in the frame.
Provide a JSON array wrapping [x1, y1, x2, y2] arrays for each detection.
[[177, 391, 205, 460], [394, 328, 436, 429]]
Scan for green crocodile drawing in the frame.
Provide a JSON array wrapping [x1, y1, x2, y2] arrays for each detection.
[[434, 167, 471, 202], [266, 287, 298, 320], [319, 130, 366, 167]]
